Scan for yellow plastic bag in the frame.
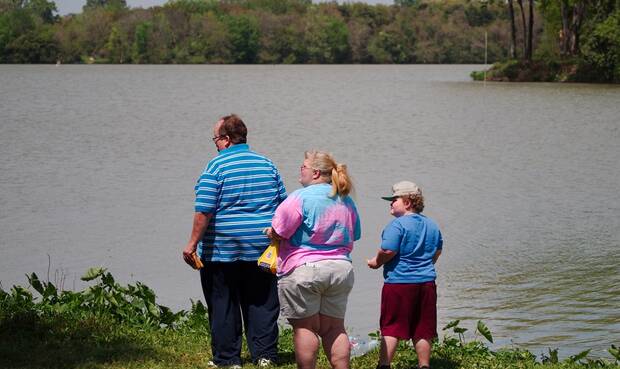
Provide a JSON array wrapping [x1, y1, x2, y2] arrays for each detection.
[[257, 239, 278, 274]]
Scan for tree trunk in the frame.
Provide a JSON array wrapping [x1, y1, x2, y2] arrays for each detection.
[[517, 0, 527, 57], [570, 2, 586, 55], [560, 0, 570, 56], [508, 0, 518, 59], [526, 0, 534, 61], [560, 0, 587, 56]]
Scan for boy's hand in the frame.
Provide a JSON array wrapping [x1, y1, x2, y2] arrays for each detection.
[[367, 257, 380, 269]]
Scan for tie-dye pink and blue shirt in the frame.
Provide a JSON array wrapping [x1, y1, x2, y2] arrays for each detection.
[[271, 183, 361, 276]]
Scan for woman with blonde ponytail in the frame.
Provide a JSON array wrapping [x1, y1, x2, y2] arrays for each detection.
[[266, 150, 361, 369]]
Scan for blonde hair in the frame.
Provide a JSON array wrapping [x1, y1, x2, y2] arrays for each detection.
[[304, 150, 353, 197]]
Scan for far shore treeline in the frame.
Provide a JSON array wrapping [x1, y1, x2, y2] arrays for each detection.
[[0, 0, 618, 82]]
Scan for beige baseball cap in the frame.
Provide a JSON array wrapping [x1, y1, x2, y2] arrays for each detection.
[[381, 181, 421, 201]]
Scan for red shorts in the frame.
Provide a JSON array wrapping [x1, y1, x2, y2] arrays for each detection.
[[380, 281, 437, 341]]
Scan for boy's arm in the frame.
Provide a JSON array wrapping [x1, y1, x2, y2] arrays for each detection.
[[367, 248, 396, 269], [432, 249, 442, 264]]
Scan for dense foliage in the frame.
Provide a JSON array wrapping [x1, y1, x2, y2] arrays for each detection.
[[1, 268, 620, 368], [473, 0, 620, 82], [0, 0, 525, 64], [1, 0, 618, 81]]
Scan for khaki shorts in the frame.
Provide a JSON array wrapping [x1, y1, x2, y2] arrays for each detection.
[[278, 259, 354, 320]]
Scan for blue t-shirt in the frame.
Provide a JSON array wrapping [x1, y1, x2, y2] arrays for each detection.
[[381, 213, 443, 283], [194, 144, 287, 262]]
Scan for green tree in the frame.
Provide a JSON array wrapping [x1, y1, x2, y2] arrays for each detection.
[[581, 10, 620, 82], [4, 24, 57, 62], [224, 14, 260, 63], [347, 18, 373, 63], [367, 11, 416, 63], [257, 12, 306, 63], [164, 0, 220, 15], [132, 21, 151, 63], [304, 12, 350, 63], [0, 8, 34, 62], [54, 15, 87, 62], [146, 13, 175, 63], [175, 12, 235, 64], [394, 0, 417, 7], [239, 0, 310, 15], [0, 5, 58, 62], [26, 0, 58, 23], [80, 7, 113, 58], [83, 0, 127, 12], [0, 0, 58, 22], [105, 24, 128, 62], [465, 2, 495, 27]]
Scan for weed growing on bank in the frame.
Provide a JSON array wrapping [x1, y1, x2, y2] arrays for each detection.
[[1, 268, 618, 369]]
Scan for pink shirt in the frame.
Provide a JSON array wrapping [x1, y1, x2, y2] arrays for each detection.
[[271, 183, 361, 276]]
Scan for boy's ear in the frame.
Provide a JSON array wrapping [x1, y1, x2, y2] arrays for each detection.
[[402, 198, 413, 211]]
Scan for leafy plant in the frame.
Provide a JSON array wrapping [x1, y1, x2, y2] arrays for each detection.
[[542, 348, 559, 364], [476, 320, 493, 343], [567, 349, 591, 364], [4, 270, 620, 369], [442, 319, 468, 343], [610, 344, 620, 362]]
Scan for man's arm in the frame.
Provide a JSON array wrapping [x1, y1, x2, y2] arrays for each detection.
[[367, 248, 397, 269], [182, 212, 213, 266]]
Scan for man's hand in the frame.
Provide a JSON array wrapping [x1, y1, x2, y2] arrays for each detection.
[[182, 212, 212, 268], [182, 242, 198, 267]]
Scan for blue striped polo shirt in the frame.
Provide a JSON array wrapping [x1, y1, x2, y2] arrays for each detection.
[[195, 144, 287, 262]]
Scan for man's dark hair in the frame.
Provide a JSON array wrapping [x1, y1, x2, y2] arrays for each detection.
[[218, 114, 247, 144]]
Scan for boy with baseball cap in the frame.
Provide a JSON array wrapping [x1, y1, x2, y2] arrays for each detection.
[[367, 181, 443, 369]]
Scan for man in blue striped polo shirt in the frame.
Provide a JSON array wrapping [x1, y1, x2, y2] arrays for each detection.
[[183, 114, 287, 368]]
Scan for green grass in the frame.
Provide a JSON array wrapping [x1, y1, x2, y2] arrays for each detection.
[[1, 268, 619, 369]]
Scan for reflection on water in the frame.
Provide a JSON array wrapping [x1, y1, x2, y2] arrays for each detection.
[[1, 65, 619, 358]]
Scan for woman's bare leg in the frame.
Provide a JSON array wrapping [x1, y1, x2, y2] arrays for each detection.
[[318, 314, 350, 369], [290, 315, 320, 369]]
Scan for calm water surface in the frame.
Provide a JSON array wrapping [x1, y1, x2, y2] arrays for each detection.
[[1, 65, 619, 358]]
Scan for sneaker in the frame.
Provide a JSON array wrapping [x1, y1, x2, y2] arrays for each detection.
[[418, 366, 431, 369], [206, 360, 242, 369], [257, 358, 273, 367], [376, 365, 391, 369]]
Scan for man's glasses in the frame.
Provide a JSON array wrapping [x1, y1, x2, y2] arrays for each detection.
[[212, 135, 227, 142]]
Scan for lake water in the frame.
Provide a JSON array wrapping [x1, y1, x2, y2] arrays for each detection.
[[1, 65, 619, 359]]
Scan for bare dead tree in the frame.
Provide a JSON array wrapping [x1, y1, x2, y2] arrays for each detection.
[[516, 0, 527, 57], [508, 0, 518, 58], [526, 0, 534, 60], [560, 0, 587, 56]]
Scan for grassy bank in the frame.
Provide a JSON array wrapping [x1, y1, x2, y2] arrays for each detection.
[[1, 268, 619, 369], [470, 59, 619, 83]]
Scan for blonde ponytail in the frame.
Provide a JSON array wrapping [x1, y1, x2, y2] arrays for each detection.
[[331, 164, 352, 197], [305, 150, 353, 197]]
